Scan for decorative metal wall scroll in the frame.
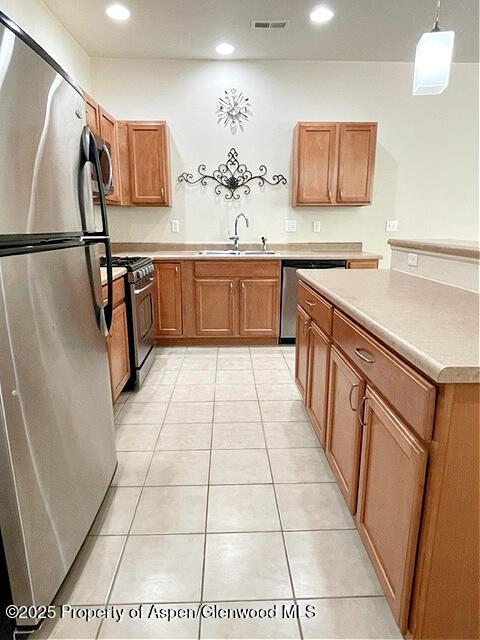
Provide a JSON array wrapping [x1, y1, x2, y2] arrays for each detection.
[[177, 148, 287, 200], [216, 89, 251, 132]]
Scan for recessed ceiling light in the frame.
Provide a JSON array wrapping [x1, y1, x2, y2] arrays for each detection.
[[105, 4, 130, 21], [310, 6, 334, 24], [216, 42, 235, 55]]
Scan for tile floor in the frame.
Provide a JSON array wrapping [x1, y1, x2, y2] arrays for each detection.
[[32, 346, 401, 640]]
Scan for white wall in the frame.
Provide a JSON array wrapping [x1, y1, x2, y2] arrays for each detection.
[[0, 0, 90, 88], [91, 58, 478, 266]]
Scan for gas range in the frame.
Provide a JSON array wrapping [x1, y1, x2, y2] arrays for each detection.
[[101, 255, 154, 283]]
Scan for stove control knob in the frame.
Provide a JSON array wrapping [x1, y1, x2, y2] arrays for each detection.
[[149, 264, 154, 274]]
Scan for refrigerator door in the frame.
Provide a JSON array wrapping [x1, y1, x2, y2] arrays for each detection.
[[0, 21, 96, 237], [0, 244, 116, 626]]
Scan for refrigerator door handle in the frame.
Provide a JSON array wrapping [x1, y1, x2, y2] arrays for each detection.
[[102, 142, 113, 194]]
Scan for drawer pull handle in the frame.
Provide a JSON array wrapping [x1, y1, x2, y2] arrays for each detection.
[[349, 383, 359, 412], [355, 347, 375, 364], [304, 320, 309, 327], [305, 300, 316, 307]]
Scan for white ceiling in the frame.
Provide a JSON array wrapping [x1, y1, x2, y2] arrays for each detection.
[[43, 0, 479, 62]]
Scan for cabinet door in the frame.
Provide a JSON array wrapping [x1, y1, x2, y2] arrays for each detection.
[[127, 122, 171, 205], [99, 107, 121, 205], [336, 123, 377, 204], [195, 279, 235, 336], [325, 346, 365, 512], [85, 94, 100, 135], [357, 385, 427, 632], [306, 322, 330, 447], [295, 305, 310, 399], [155, 262, 183, 336], [239, 278, 279, 337], [107, 302, 130, 402], [294, 123, 337, 205]]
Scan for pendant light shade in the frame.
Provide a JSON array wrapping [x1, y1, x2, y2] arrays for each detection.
[[412, 1, 455, 95]]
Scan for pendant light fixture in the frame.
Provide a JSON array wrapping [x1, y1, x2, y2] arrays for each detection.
[[413, 0, 455, 95]]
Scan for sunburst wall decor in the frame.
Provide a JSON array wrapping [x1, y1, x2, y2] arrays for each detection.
[[216, 89, 252, 132]]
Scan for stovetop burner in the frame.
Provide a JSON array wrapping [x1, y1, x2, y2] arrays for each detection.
[[100, 255, 151, 271]]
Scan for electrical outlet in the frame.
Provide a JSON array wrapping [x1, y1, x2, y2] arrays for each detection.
[[407, 252, 418, 267], [170, 220, 180, 233], [385, 220, 398, 232], [285, 220, 297, 233], [313, 221, 321, 233]]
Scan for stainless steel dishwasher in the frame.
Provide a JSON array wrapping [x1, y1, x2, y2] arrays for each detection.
[[280, 259, 347, 343]]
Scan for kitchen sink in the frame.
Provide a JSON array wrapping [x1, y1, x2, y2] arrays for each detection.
[[196, 249, 278, 256]]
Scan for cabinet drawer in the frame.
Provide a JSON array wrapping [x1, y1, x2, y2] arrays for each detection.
[[102, 277, 125, 308], [298, 280, 333, 336], [194, 260, 280, 278], [333, 310, 436, 440]]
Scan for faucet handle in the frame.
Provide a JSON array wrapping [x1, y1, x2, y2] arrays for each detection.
[[261, 236, 268, 252]]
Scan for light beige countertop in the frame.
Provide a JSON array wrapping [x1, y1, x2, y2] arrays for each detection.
[[297, 268, 480, 384], [388, 238, 480, 260], [110, 242, 382, 262], [100, 266, 127, 286]]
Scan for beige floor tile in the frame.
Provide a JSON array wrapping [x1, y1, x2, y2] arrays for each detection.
[[276, 483, 354, 530], [300, 596, 402, 639], [254, 369, 293, 384], [212, 422, 265, 449], [115, 424, 161, 451], [214, 384, 257, 401], [177, 369, 216, 385], [111, 452, 152, 486], [157, 346, 186, 355], [151, 356, 184, 370], [144, 369, 179, 385], [156, 423, 212, 450], [256, 383, 301, 401], [131, 486, 207, 534], [56, 536, 125, 605], [187, 346, 218, 353], [110, 534, 204, 603], [126, 384, 174, 403], [172, 384, 216, 402], [259, 400, 308, 422], [214, 401, 261, 423], [203, 532, 292, 600], [99, 603, 200, 639], [285, 530, 383, 598], [146, 450, 210, 485], [250, 346, 285, 354], [264, 421, 319, 448], [217, 355, 252, 370], [210, 449, 272, 484], [165, 402, 214, 423], [90, 487, 141, 535], [180, 358, 217, 371], [269, 448, 334, 483], [252, 358, 290, 371], [207, 485, 280, 532], [216, 369, 255, 384], [218, 347, 250, 354], [30, 607, 101, 639], [115, 402, 168, 425], [200, 601, 301, 639]]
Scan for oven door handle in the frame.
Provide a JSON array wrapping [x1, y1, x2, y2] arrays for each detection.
[[134, 278, 155, 295]]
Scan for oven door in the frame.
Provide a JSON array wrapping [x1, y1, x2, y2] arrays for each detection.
[[133, 275, 155, 368]]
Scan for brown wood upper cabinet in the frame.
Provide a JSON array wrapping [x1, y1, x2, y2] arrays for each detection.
[[99, 107, 121, 204], [155, 262, 183, 336], [293, 122, 377, 206], [124, 122, 171, 206], [85, 93, 100, 135]]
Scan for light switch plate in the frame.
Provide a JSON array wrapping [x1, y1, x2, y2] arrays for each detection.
[[170, 220, 180, 233], [385, 220, 398, 232], [285, 220, 297, 232], [407, 252, 418, 267], [313, 221, 321, 233]]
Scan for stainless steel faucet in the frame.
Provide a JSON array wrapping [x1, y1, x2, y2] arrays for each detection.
[[229, 213, 249, 252]]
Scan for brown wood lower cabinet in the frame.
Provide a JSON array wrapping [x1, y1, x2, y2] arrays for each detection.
[[306, 322, 330, 446], [325, 346, 364, 512], [105, 279, 130, 402], [155, 262, 183, 336], [295, 305, 310, 397], [195, 279, 235, 336], [239, 278, 279, 337], [357, 385, 427, 632]]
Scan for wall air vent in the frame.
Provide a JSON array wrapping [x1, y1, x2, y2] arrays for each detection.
[[251, 20, 289, 30]]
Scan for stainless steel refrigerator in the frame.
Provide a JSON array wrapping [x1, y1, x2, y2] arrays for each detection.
[[0, 12, 117, 632]]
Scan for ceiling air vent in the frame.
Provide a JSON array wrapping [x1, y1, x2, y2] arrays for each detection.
[[251, 20, 289, 30]]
